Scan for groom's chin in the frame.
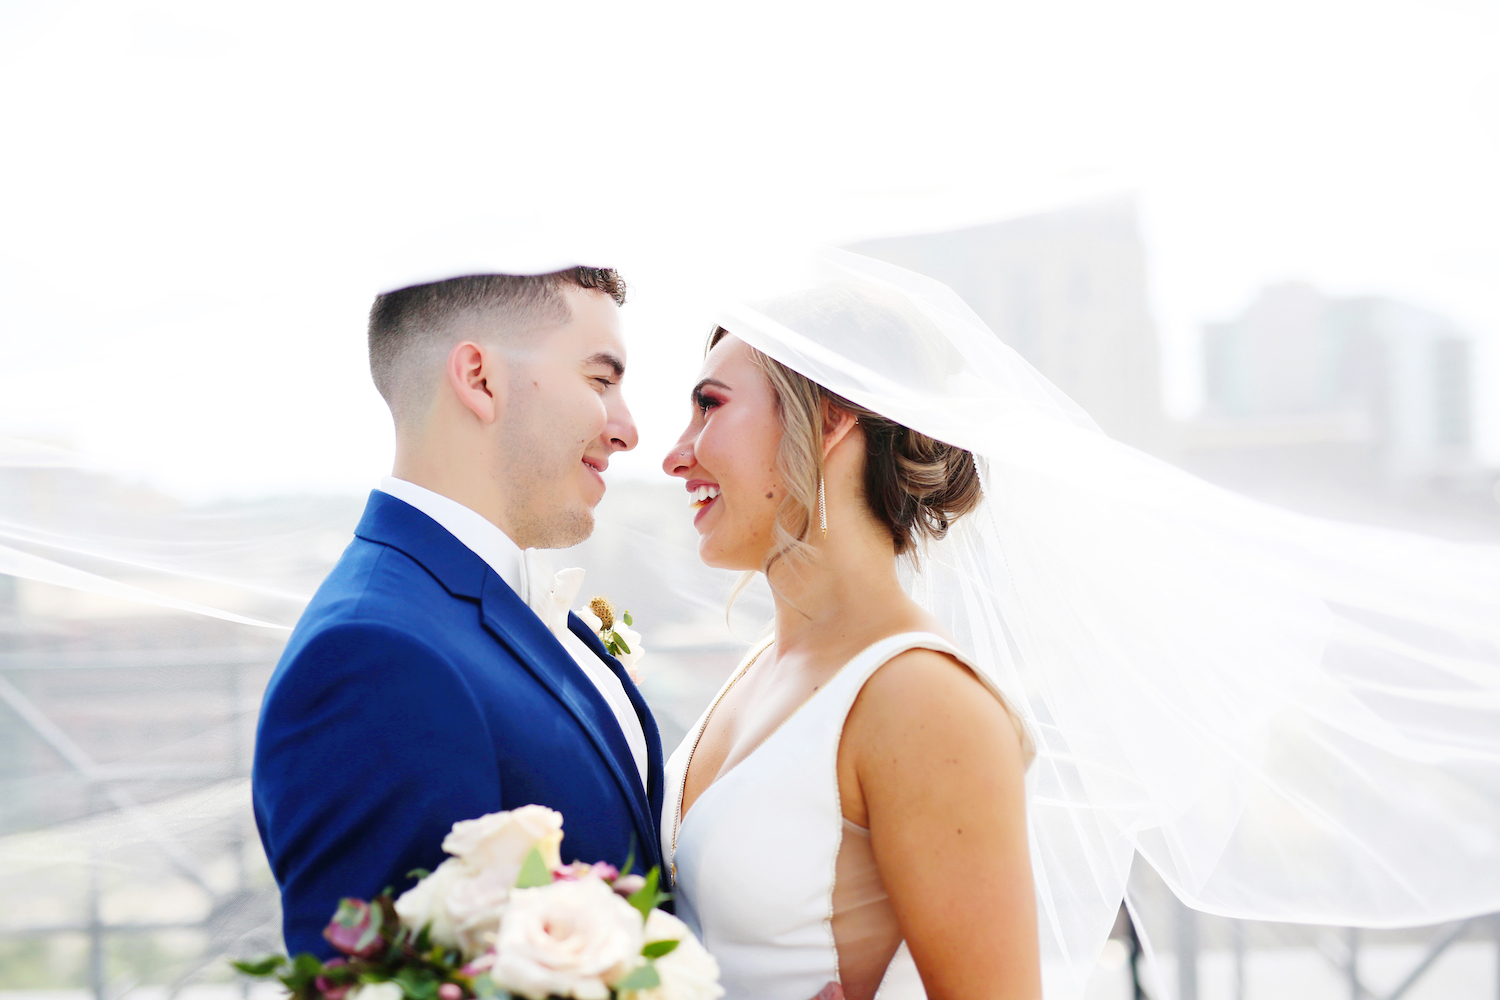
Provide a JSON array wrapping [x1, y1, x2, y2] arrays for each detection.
[[513, 503, 595, 550], [548, 506, 596, 549]]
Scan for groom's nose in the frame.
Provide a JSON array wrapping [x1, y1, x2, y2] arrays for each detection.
[[606, 397, 639, 452]]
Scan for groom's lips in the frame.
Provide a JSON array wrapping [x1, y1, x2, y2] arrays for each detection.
[[582, 455, 607, 490]]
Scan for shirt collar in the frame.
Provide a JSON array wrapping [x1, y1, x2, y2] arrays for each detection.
[[377, 476, 525, 596]]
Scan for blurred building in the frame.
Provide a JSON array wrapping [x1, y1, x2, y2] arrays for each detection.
[[849, 206, 1498, 539], [848, 197, 1167, 453], [1178, 282, 1498, 539], [1198, 282, 1474, 484]]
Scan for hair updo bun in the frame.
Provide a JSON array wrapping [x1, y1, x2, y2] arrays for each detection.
[[859, 410, 983, 554], [707, 326, 983, 564]]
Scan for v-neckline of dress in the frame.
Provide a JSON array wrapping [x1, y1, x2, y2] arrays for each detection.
[[672, 631, 948, 855]]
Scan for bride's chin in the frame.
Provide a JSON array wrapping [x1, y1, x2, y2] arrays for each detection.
[[695, 534, 759, 572]]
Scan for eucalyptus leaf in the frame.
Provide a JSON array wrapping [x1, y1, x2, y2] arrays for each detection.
[[406, 868, 431, 880], [622, 611, 633, 626], [292, 954, 324, 978], [395, 968, 438, 1000], [610, 631, 632, 656], [231, 956, 287, 977], [627, 867, 660, 922], [514, 846, 553, 889], [613, 962, 662, 991], [641, 938, 680, 959]]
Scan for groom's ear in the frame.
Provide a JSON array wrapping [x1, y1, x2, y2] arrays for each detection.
[[446, 340, 507, 425]]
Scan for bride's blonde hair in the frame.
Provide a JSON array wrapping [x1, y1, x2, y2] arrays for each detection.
[[707, 326, 982, 580]]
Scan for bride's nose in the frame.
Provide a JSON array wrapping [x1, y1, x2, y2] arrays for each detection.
[[663, 437, 694, 478]]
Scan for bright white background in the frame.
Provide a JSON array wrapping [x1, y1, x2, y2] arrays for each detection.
[[2, 0, 1497, 499]]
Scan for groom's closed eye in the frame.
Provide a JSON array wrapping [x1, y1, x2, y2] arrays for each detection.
[[585, 351, 626, 389]]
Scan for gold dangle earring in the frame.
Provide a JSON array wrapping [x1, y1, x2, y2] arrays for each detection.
[[818, 474, 828, 538]]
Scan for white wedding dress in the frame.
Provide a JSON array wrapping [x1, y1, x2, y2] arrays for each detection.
[[663, 631, 1034, 1000]]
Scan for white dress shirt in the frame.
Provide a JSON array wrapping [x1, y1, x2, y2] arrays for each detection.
[[377, 477, 649, 788]]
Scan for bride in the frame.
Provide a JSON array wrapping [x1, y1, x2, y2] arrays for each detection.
[[662, 321, 1041, 999], [656, 249, 1500, 1000]]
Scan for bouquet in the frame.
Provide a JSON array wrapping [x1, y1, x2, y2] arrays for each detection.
[[235, 805, 721, 1000]]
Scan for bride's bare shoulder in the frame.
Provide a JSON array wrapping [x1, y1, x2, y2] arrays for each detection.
[[844, 645, 1027, 765], [837, 643, 1028, 832]]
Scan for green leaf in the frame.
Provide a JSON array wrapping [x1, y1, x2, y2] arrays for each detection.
[[406, 868, 431, 881], [292, 954, 325, 977], [282, 953, 324, 991], [613, 963, 661, 991], [395, 968, 438, 1000], [641, 938, 680, 959], [620, 842, 637, 878], [472, 972, 502, 1000], [627, 867, 660, 923], [622, 611, 633, 626], [609, 631, 632, 656], [231, 956, 287, 977], [514, 846, 553, 889]]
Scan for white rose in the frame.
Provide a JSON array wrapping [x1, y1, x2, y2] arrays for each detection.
[[580, 608, 646, 683], [490, 878, 644, 1000], [348, 983, 403, 1000], [443, 866, 515, 958], [393, 858, 465, 951], [624, 909, 723, 1000], [442, 805, 564, 882]]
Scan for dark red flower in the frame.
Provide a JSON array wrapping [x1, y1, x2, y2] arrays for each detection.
[[315, 958, 350, 1000], [323, 898, 385, 959]]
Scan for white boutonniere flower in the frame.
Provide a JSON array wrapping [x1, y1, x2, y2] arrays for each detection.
[[581, 596, 645, 684]]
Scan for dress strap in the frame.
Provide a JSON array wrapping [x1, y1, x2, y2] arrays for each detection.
[[828, 631, 1036, 768]]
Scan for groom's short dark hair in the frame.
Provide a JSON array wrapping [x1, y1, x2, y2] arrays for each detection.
[[368, 267, 626, 420]]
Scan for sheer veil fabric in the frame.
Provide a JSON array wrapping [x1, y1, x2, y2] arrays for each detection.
[[4, 248, 1499, 999], [715, 248, 1500, 997]]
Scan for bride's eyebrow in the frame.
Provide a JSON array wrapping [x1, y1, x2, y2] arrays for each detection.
[[692, 378, 731, 397]]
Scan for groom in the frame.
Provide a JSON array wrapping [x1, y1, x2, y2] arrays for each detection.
[[252, 266, 665, 957]]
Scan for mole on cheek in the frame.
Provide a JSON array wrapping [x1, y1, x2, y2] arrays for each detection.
[[765, 491, 774, 499]]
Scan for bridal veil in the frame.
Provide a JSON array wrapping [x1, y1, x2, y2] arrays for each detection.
[[4, 247, 1498, 1000], [715, 247, 1500, 997]]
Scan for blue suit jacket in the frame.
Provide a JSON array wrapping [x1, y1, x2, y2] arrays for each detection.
[[252, 491, 666, 957]]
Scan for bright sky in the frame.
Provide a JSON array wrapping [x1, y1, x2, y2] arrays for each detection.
[[2, 0, 1498, 499]]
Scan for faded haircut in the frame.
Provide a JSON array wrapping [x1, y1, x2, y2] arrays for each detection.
[[368, 267, 626, 422]]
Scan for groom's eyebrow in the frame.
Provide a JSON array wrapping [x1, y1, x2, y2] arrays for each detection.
[[586, 352, 625, 377]]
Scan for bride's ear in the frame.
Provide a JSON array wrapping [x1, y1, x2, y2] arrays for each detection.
[[820, 399, 860, 459], [447, 340, 507, 424]]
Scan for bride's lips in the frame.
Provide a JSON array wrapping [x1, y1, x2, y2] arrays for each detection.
[[687, 479, 721, 526]]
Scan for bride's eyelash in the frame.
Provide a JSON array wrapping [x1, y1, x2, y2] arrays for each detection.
[[694, 390, 721, 414]]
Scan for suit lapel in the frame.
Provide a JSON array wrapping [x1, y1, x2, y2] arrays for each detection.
[[478, 573, 659, 866], [568, 613, 667, 878], [353, 491, 665, 876]]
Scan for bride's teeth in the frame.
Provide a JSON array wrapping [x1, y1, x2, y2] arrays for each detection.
[[690, 485, 721, 508]]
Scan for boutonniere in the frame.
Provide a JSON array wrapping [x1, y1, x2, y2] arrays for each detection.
[[581, 596, 646, 683]]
